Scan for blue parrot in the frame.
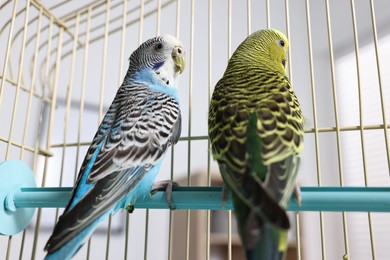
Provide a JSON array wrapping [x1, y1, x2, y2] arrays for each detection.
[[44, 35, 185, 260]]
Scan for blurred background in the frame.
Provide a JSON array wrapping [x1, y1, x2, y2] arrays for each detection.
[[0, 0, 389, 259]]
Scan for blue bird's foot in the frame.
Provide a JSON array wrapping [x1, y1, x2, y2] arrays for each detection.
[[126, 204, 135, 214], [151, 180, 178, 210]]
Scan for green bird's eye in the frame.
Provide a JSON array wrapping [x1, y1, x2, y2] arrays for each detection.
[[279, 40, 285, 47]]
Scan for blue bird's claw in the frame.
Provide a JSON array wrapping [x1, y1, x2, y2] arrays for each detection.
[[126, 204, 135, 214], [151, 180, 178, 210]]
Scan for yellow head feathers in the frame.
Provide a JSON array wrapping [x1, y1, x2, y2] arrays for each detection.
[[229, 29, 289, 73]]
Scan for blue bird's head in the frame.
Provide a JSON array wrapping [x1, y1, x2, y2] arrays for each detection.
[[128, 35, 186, 88]]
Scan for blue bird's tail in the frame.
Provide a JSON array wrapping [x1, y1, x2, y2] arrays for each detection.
[[44, 211, 111, 260]]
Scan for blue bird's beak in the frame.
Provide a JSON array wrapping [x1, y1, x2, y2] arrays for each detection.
[[172, 46, 186, 74]]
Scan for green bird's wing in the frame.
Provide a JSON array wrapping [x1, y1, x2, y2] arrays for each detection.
[[208, 71, 304, 245]]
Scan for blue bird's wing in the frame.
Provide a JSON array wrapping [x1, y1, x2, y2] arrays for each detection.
[[45, 84, 181, 253]]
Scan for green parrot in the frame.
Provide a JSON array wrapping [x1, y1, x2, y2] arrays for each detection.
[[208, 29, 304, 260]]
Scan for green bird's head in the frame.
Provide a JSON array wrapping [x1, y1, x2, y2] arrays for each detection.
[[229, 29, 289, 74]]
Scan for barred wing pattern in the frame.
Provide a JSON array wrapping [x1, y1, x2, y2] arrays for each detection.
[[45, 83, 181, 252], [209, 68, 303, 225]]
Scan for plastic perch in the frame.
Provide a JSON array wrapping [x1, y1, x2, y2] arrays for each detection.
[[2, 160, 390, 236]]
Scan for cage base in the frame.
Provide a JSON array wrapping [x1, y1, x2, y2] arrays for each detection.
[[0, 160, 36, 236]]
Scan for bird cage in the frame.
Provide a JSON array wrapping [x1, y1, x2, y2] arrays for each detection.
[[0, 0, 389, 259]]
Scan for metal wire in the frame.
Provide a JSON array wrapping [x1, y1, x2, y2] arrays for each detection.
[[349, 1, 376, 258], [168, 3, 182, 259], [30, 15, 54, 260], [4, 1, 28, 257], [33, 21, 64, 260], [167, 145, 175, 260], [56, 11, 80, 226], [0, 0, 18, 113], [283, 1, 302, 259], [206, 1, 213, 260], [98, 2, 113, 258], [74, 6, 92, 183], [368, 0, 390, 174], [168, 0, 178, 258], [265, 0, 270, 28], [5, 0, 30, 159], [17, 7, 44, 259], [304, 0, 326, 259], [118, 1, 130, 259], [247, 0, 251, 35], [49, 123, 390, 152], [324, 0, 350, 258], [134, 1, 151, 258], [185, 1, 195, 259], [227, 1, 232, 259]]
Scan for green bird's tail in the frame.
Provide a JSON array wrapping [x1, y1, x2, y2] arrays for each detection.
[[233, 196, 288, 260], [246, 222, 288, 260]]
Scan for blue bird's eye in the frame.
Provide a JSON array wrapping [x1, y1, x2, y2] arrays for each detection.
[[155, 43, 163, 51], [279, 40, 285, 47]]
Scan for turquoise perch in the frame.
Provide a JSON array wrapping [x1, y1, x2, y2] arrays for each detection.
[[6, 186, 390, 212]]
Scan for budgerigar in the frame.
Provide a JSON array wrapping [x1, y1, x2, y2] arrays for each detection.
[[45, 35, 185, 259], [208, 29, 304, 260]]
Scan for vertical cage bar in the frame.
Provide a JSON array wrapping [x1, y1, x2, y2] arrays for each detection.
[[265, 0, 270, 28], [31, 16, 54, 260], [0, 0, 18, 112], [206, 1, 213, 259], [74, 7, 92, 182], [56, 11, 80, 223], [324, 0, 350, 258], [175, 0, 181, 38], [99, 0, 110, 123], [20, 6, 43, 163], [18, 7, 44, 260], [227, 1, 232, 259], [99, 1, 112, 259], [185, 1, 195, 259], [5, 2, 31, 257], [227, 0, 231, 57], [304, 0, 326, 259], [86, 238, 92, 260], [156, 0, 161, 35], [143, 211, 149, 260], [5, 0, 31, 158], [78, 8, 93, 257], [168, 2, 182, 259], [247, 0, 251, 35], [135, 1, 151, 258], [295, 213, 302, 260], [167, 145, 175, 260], [349, 0, 376, 258], [368, 0, 390, 174], [28, 7, 53, 260], [138, 0, 144, 45], [284, 1, 301, 259], [119, 1, 129, 259], [284, 0, 292, 81], [32, 24, 64, 260], [119, 0, 127, 83]]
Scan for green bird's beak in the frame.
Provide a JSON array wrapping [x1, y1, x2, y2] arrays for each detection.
[[172, 46, 186, 74]]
